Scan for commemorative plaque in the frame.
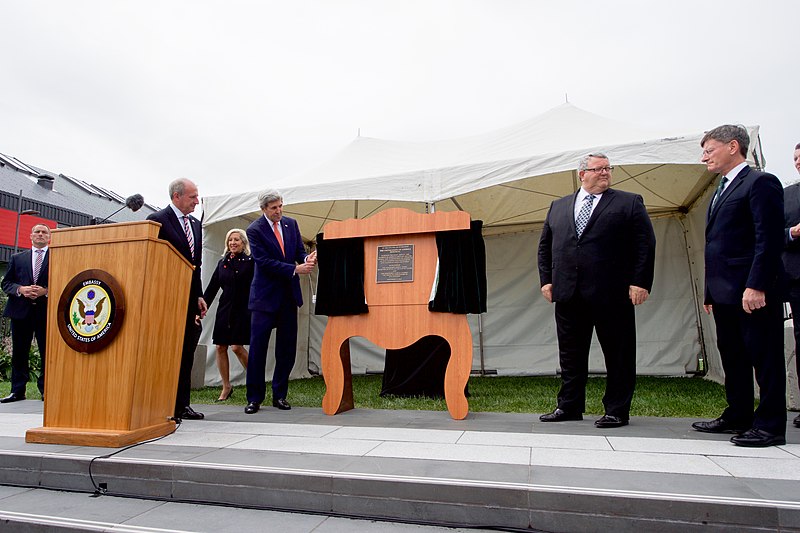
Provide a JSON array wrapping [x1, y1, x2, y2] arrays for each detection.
[[376, 244, 414, 283]]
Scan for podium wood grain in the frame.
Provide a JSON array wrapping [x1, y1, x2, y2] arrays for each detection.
[[26, 221, 192, 447], [320, 209, 472, 420]]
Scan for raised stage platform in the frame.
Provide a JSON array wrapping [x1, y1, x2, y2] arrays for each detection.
[[1, 400, 800, 532]]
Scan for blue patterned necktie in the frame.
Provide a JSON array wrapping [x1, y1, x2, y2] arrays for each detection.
[[576, 194, 595, 238]]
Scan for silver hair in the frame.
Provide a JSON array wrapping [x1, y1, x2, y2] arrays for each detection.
[[258, 189, 283, 209], [168, 178, 191, 199], [578, 153, 609, 172], [224, 228, 250, 256], [701, 125, 750, 158]]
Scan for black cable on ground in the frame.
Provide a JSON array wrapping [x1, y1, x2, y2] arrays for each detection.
[[88, 417, 181, 496]]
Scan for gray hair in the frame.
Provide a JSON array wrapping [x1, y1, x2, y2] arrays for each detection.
[[168, 178, 191, 199], [258, 189, 283, 209], [701, 125, 750, 158], [224, 228, 250, 256], [578, 153, 609, 172]]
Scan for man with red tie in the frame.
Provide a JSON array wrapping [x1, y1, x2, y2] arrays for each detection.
[[244, 190, 315, 414], [1, 224, 51, 402], [147, 178, 208, 421]]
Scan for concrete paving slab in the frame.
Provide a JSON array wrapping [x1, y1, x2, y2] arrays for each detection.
[[227, 434, 381, 455], [327, 426, 462, 443], [366, 440, 531, 464], [458, 430, 613, 450], [528, 446, 731, 476]]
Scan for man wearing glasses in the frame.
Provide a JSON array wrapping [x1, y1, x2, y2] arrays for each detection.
[[692, 125, 786, 447], [538, 153, 656, 428]]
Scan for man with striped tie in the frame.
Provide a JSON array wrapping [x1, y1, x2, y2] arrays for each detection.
[[1, 224, 51, 402], [537, 153, 656, 428], [147, 178, 208, 421]]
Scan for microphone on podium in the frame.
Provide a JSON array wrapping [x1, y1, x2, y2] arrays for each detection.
[[93, 194, 145, 225]]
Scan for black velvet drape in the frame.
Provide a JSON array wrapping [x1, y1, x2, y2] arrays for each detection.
[[313, 232, 368, 316], [428, 220, 487, 314]]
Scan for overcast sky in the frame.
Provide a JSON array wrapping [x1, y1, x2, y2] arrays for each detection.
[[1, 0, 798, 213]]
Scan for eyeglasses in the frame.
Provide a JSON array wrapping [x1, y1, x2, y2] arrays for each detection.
[[584, 166, 614, 173]]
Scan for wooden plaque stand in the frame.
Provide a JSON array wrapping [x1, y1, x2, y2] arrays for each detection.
[[26, 221, 192, 447], [321, 208, 473, 420]]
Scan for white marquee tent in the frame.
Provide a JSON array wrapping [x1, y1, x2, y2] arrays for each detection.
[[199, 103, 766, 388]]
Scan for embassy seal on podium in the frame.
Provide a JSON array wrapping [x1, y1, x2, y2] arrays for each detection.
[[57, 269, 125, 354]]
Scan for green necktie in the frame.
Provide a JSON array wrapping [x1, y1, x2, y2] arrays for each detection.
[[711, 176, 728, 211]]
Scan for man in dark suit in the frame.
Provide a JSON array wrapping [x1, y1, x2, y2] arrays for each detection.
[[783, 142, 800, 429], [538, 153, 656, 428], [1, 224, 51, 402], [146, 178, 207, 420], [244, 190, 316, 414], [692, 125, 786, 447]]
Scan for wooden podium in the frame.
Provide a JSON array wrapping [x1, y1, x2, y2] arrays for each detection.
[[320, 209, 473, 420], [26, 221, 192, 447]]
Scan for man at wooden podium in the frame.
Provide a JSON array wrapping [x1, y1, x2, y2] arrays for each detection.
[[147, 178, 208, 420], [1, 224, 51, 403]]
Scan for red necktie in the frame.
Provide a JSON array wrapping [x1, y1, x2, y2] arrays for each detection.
[[272, 221, 285, 256]]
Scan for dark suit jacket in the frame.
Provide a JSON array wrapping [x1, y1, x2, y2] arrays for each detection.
[[146, 207, 203, 305], [783, 182, 800, 282], [538, 188, 656, 303], [2, 248, 49, 320], [705, 165, 784, 305], [247, 215, 307, 313]]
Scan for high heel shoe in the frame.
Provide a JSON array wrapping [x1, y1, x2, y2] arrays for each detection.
[[216, 388, 233, 402]]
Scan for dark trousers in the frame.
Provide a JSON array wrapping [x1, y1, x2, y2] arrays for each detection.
[[246, 302, 298, 404], [175, 311, 202, 414], [789, 288, 800, 388], [554, 296, 636, 418], [712, 300, 786, 435], [9, 305, 47, 396]]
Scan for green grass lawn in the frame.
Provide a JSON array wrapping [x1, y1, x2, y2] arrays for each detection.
[[188, 375, 741, 419], [0, 375, 745, 419]]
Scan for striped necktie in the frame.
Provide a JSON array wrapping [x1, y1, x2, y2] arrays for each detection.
[[33, 249, 44, 284], [182, 215, 195, 259]]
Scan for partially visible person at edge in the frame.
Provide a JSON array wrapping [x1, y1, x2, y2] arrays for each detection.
[[1, 224, 51, 403], [783, 141, 800, 429], [692, 125, 786, 447], [244, 190, 316, 414], [146, 178, 208, 421], [203, 228, 254, 402]]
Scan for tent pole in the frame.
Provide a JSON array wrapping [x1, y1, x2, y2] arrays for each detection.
[[678, 215, 708, 375], [478, 314, 485, 375]]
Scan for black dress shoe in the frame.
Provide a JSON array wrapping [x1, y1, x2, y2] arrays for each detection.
[[273, 398, 291, 410], [594, 414, 629, 428], [691, 417, 748, 434], [178, 406, 205, 420], [730, 428, 786, 447], [539, 408, 582, 422], [793, 414, 800, 428], [244, 402, 260, 414], [0, 393, 25, 403]]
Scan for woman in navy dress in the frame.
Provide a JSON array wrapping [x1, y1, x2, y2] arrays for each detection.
[[203, 229, 255, 401]]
